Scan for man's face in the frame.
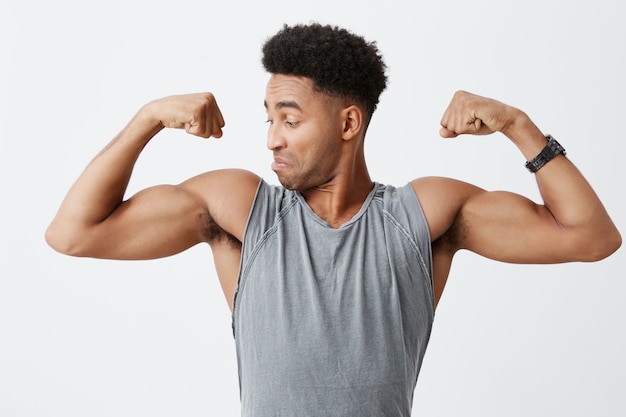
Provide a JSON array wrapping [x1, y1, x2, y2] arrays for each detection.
[[264, 74, 345, 191]]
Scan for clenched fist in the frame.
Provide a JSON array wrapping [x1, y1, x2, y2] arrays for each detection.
[[143, 92, 225, 139], [439, 90, 522, 139]]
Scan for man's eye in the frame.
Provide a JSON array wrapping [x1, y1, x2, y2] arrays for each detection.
[[286, 121, 299, 127], [265, 120, 273, 125]]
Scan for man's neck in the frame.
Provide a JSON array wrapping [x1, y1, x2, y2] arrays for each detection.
[[300, 172, 374, 229]]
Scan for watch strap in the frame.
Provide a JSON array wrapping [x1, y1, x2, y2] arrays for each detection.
[[525, 134, 566, 173]]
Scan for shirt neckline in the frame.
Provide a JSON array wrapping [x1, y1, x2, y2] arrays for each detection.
[[294, 182, 381, 229]]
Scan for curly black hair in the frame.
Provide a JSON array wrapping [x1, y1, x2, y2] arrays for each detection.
[[262, 23, 388, 118]]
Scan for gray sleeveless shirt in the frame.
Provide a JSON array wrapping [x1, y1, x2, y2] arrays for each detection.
[[232, 181, 435, 416]]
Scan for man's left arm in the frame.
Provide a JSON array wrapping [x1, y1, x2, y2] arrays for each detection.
[[437, 90, 621, 263]]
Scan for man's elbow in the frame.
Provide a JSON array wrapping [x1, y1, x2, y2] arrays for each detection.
[[576, 228, 622, 262], [599, 228, 622, 259], [45, 222, 88, 257]]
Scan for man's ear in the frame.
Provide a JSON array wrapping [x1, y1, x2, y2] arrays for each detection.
[[341, 105, 364, 141]]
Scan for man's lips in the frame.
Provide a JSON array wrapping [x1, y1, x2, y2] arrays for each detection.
[[271, 157, 290, 171]]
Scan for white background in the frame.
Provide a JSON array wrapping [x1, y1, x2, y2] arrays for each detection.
[[1, 0, 625, 416]]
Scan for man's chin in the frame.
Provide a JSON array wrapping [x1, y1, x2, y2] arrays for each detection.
[[275, 174, 303, 191], [277, 179, 298, 191]]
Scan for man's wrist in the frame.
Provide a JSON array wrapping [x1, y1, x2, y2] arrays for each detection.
[[133, 103, 166, 137], [499, 111, 551, 161], [525, 134, 567, 173], [500, 109, 535, 140]]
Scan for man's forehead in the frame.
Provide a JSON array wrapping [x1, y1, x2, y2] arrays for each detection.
[[267, 73, 315, 89], [264, 74, 318, 107]]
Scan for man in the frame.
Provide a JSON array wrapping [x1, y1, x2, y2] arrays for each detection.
[[46, 23, 620, 416]]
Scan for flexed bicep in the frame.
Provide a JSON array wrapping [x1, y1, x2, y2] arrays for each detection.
[[456, 190, 583, 264], [52, 183, 208, 260]]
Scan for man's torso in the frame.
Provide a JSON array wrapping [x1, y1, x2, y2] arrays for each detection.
[[230, 180, 435, 416]]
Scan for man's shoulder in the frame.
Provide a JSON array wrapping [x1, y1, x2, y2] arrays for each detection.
[[183, 168, 262, 199], [192, 168, 260, 185], [409, 176, 485, 242], [181, 169, 262, 242], [409, 176, 483, 200]]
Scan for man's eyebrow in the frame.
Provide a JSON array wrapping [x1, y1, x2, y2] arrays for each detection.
[[263, 100, 303, 111]]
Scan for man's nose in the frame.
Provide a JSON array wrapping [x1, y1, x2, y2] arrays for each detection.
[[266, 124, 286, 150]]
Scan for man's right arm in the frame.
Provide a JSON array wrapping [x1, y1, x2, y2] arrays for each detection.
[[45, 93, 260, 260]]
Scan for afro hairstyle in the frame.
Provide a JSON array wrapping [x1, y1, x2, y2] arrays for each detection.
[[262, 23, 388, 118]]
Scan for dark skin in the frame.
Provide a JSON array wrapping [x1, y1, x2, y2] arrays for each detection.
[[46, 74, 621, 309]]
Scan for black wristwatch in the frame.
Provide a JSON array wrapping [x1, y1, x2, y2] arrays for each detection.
[[525, 134, 566, 173]]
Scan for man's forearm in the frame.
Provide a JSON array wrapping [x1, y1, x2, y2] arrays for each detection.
[[46, 107, 163, 249], [503, 112, 621, 259]]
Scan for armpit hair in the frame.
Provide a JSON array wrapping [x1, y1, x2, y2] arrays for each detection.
[[202, 211, 241, 249], [432, 210, 468, 254]]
